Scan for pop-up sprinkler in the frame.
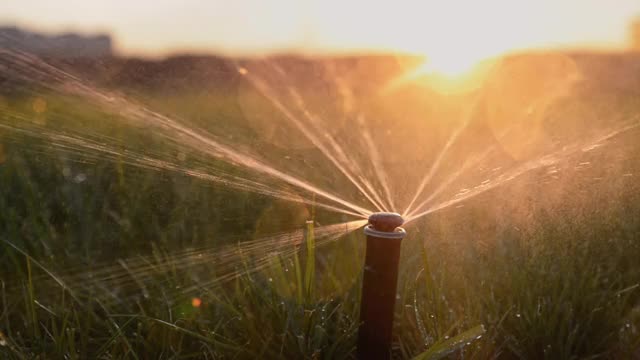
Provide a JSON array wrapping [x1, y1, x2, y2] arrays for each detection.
[[358, 212, 406, 360]]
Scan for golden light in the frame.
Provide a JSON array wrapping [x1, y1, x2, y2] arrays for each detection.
[[384, 49, 498, 95], [419, 51, 484, 78], [380, 2, 531, 95]]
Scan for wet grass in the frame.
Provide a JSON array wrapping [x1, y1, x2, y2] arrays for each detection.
[[1, 90, 640, 359]]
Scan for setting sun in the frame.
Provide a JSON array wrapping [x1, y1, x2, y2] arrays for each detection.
[[421, 54, 479, 78], [384, 49, 497, 95]]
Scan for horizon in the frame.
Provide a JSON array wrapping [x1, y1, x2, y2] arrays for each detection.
[[1, 0, 639, 62]]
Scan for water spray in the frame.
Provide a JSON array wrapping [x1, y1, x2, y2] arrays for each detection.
[[358, 212, 406, 360]]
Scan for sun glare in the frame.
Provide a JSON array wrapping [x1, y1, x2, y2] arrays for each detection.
[[419, 53, 482, 78], [385, 49, 496, 95]]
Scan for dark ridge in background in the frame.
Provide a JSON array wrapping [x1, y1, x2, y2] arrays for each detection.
[[0, 26, 113, 58], [2, 26, 640, 97]]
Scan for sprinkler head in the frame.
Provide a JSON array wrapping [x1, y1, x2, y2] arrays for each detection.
[[358, 211, 406, 359], [368, 212, 404, 233]]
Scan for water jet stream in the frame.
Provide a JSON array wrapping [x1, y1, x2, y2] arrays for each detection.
[[0, 50, 373, 217], [105, 219, 367, 305], [0, 119, 366, 219], [405, 118, 640, 224], [321, 62, 397, 211], [360, 121, 396, 211], [241, 68, 387, 213], [8, 220, 366, 305], [403, 104, 476, 216]]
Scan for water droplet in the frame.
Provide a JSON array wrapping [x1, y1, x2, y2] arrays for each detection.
[[74, 173, 87, 183]]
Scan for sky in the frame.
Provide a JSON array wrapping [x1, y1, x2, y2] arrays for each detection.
[[1, 0, 639, 59]]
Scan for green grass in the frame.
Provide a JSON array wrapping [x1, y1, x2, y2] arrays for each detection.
[[1, 86, 640, 359]]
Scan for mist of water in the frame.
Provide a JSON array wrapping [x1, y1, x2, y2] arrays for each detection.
[[18, 219, 366, 305], [2, 46, 639, 268], [1, 49, 373, 218]]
